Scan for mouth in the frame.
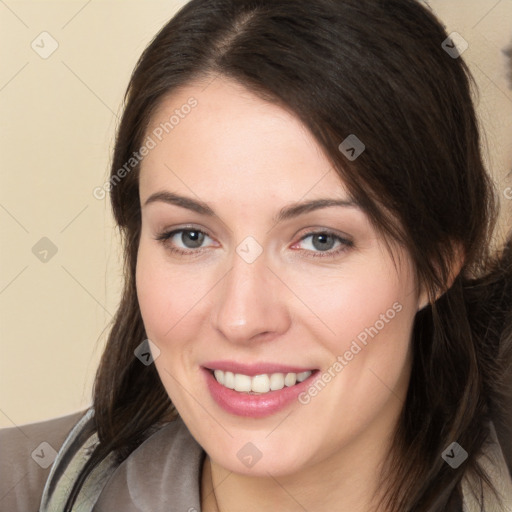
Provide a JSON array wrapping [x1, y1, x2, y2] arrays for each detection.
[[209, 368, 313, 394], [201, 363, 319, 418]]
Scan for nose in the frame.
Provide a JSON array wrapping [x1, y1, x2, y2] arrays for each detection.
[[211, 252, 292, 344]]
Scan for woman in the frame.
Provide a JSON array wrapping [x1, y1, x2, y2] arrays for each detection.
[[1, 0, 511, 510]]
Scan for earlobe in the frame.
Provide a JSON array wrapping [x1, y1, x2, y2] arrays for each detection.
[[416, 243, 465, 312], [417, 288, 431, 312], [442, 242, 466, 299]]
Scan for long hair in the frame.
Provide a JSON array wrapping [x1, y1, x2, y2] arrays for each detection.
[[65, 0, 512, 509]]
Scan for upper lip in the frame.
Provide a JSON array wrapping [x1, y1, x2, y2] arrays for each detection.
[[202, 360, 317, 376]]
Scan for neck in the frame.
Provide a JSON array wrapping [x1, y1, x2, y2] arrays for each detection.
[[201, 418, 395, 512]]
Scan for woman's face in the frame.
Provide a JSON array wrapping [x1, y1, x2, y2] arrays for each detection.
[[136, 76, 425, 477]]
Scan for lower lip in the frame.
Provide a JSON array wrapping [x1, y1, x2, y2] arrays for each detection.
[[202, 368, 318, 418]]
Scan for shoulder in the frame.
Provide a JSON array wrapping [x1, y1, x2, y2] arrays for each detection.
[[0, 410, 88, 512], [462, 422, 512, 512], [94, 416, 205, 511]]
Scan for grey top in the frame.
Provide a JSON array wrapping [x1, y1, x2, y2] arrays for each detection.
[[0, 409, 204, 512], [1, 409, 511, 511]]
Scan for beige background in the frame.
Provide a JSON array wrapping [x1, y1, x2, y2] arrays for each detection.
[[1, 0, 511, 428]]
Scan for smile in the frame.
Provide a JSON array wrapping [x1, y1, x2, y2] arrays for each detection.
[[212, 369, 313, 394], [202, 363, 319, 418]]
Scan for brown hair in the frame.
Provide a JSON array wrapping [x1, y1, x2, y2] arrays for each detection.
[[66, 0, 512, 509]]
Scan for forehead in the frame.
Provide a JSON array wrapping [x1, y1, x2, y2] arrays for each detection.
[[139, 76, 351, 201]]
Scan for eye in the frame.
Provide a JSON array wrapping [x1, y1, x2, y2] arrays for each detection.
[[155, 228, 215, 255], [155, 227, 353, 259], [292, 231, 353, 258]]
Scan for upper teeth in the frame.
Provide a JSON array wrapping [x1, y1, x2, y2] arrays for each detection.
[[213, 370, 312, 393]]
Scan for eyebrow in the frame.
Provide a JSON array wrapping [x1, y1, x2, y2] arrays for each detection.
[[143, 191, 360, 223]]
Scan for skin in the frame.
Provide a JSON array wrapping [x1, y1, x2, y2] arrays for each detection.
[[135, 75, 428, 512]]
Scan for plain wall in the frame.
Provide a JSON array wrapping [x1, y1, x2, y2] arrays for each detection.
[[1, 0, 511, 427]]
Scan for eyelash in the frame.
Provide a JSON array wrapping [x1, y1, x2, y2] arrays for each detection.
[[154, 227, 354, 259]]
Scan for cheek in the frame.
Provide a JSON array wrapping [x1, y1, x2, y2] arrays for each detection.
[[288, 252, 416, 355], [289, 251, 417, 413], [135, 248, 170, 339], [135, 243, 207, 407], [135, 241, 209, 342]]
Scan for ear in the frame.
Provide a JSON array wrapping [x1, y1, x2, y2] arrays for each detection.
[[417, 242, 465, 312]]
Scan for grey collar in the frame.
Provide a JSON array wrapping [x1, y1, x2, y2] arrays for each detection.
[[39, 408, 205, 511]]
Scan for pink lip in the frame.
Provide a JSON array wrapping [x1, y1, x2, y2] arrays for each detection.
[[202, 360, 315, 376], [202, 366, 318, 419]]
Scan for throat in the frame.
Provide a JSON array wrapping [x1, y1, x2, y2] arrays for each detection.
[[201, 455, 220, 512]]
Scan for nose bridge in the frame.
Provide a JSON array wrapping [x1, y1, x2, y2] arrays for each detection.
[[212, 248, 290, 343]]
